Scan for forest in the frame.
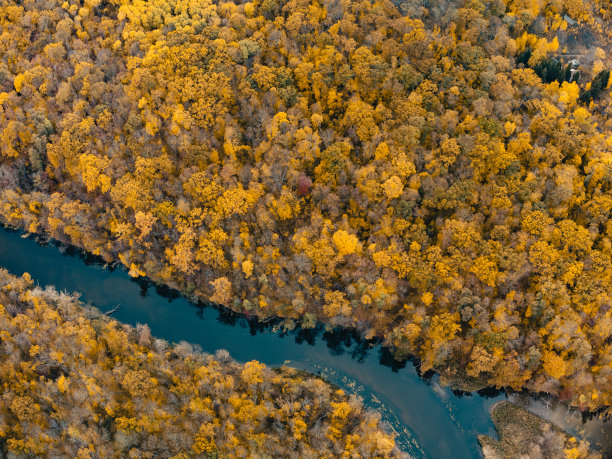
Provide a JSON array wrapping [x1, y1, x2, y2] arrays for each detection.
[[0, 270, 399, 457], [0, 0, 611, 417]]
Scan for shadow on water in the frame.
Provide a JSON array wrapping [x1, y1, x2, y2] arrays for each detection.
[[477, 387, 505, 399], [1, 227, 610, 458], [293, 325, 319, 346], [452, 389, 473, 399]]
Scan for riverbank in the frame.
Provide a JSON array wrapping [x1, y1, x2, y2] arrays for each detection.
[[0, 225, 609, 457]]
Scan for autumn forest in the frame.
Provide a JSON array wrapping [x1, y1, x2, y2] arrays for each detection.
[[0, 0, 611, 455]]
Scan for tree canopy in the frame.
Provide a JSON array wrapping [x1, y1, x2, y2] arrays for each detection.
[[0, 0, 611, 414]]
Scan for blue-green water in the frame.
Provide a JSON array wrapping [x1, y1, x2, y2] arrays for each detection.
[[0, 227, 609, 457]]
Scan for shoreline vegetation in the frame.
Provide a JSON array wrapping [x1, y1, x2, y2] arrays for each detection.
[[7, 225, 612, 421], [0, 233, 607, 457], [2, 226, 609, 457], [479, 401, 600, 459], [0, 0, 611, 440], [0, 269, 402, 457]]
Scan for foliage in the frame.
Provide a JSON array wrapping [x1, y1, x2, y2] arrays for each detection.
[[0, 0, 611, 414], [0, 270, 399, 457]]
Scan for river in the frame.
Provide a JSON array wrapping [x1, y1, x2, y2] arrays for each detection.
[[0, 226, 609, 457]]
